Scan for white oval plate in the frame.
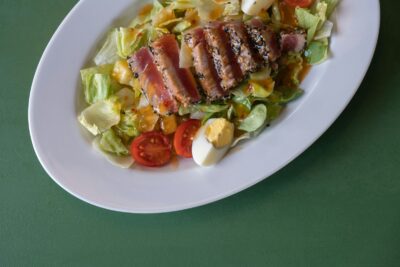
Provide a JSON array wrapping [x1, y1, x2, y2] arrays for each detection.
[[29, 0, 380, 213]]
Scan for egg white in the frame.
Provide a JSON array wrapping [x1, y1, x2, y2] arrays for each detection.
[[192, 119, 232, 167]]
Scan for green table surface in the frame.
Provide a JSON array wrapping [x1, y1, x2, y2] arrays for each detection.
[[1, 1, 399, 266]]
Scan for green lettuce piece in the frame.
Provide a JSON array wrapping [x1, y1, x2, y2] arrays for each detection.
[[231, 103, 282, 147], [315, 20, 333, 40], [232, 95, 252, 110], [169, 0, 196, 10], [322, 0, 339, 17], [99, 129, 129, 156], [238, 104, 267, 132], [170, 0, 223, 21], [92, 137, 134, 168], [129, 2, 154, 28], [295, 8, 320, 43], [116, 27, 148, 58], [115, 110, 140, 139], [275, 87, 304, 103], [173, 20, 192, 33], [231, 114, 269, 147], [80, 65, 115, 105], [231, 83, 251, 99], [305, 38, 329, 64], [78, 98, 121, 136], [315, 2, 328, 25], [196, 104, 229, 113], [179, 103, 229, 115], [227, 105, 235, 120], [151, 0, 165, 18], [94, 30, 121, 66], [286, 52, 304, 86], [266, 103, 283, 122]]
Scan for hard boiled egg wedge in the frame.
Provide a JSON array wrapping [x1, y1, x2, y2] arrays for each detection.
[[241, 0, 275, 16], [192, 118, 235, 167]]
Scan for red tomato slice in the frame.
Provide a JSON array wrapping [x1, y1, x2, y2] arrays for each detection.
[[131, 131, 172, 167], [174, 119, 201, 158], [284, 0, 313, 8]]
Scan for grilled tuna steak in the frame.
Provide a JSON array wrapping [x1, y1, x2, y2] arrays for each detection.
[[184, 28, 226, 100], [246, 18, 281, 63], [204, 21, 244, 91], [223, 21, 260, 75], [128, 48, 178, 115], [151, 34, 201, 105], [280, 31, 306, 53]]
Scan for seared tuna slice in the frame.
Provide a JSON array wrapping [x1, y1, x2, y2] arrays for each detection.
[[280, 31, 306, 53], [223, 21, 260, 75], [128, 48, 178, 115], [204, 21, 244, 91], [151, 34, 201, 105], [246, 19, 281, 63], [184, 28, 226, 100]]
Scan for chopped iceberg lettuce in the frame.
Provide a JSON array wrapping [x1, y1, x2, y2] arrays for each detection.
[[94, 30, 121, 66], [115, 110, 140, 139], [99, 129, 130, 156], [78, 98, 121, 136], [92, 137, 134, 169], [80, 65, 116, 105]]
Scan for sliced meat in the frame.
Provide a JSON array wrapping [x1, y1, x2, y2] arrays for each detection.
[[128, 48, 178, 115], [223, 21, 260, 75], [246, 19, 281, 63], [204, 21, 244, 91], [280, 31, 306, 53], [184, 28, 205, 49], [151, 34, 201, 105], [184, 28, 226, 100]]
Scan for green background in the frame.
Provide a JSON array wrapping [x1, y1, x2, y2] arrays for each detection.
[[1, 1, 399, 266]]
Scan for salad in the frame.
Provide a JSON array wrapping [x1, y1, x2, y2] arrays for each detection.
[[78, 0, 339, 168]]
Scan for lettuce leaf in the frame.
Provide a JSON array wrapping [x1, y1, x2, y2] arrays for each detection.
[[266, 103, 283, 122], [94, 30, 121, 66], [322, 0, 339, 17], [274, 87, 304, 103], [115, 87, 137, 110], [296, 2, 328, 43], [116, 27, 148, 58], [115, 110, 140, 139], [305, 38, 329, 64], [170, 0, 224, 21], [238, 104, 267, 132], [173, 20, 192, 33], [295, 8, 320, 43], [92, 137, 134, 169], [80, 65, 115, 105], [78, 98, 121, 136], [129, 3, 153, 28], [314, 20, 334, 40], [99, 129, 130, 156]]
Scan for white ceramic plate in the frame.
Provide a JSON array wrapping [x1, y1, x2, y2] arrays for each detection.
[[29, 0, 380, 213]]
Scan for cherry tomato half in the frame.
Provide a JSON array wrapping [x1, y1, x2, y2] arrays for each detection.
[[174, 119, 201, 158], [131, 131, 172, 167], [284, 0, 313, 8]]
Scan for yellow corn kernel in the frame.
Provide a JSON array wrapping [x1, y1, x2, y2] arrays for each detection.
[[112, 60, 134, 86], [161, 115, 178, 135]]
